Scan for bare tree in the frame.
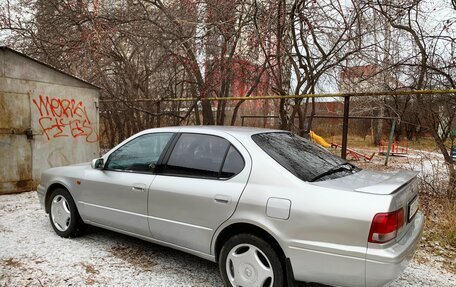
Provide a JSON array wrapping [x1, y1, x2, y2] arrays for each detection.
[[373, 0, 456, 200], [278, 0, 375, 135]]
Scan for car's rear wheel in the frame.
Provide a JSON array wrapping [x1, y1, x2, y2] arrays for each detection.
[[219, 234, 284, 287], [49, 188, 84, 238]]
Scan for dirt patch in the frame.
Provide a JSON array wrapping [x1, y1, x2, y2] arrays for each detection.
[[80, 262, 100, 275], [80, 264, 100, 286], [3, 258, 23, 269], [0, 224, 12, 233], [110, 244, 158, 271]]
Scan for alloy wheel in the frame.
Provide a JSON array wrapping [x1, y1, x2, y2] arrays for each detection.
[[51, 195, 71, 232], [225, 243, 274, 287]]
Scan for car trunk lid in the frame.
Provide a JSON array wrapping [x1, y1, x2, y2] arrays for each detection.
[[311, 170, 419, 195], [311, 169, 420, 241]]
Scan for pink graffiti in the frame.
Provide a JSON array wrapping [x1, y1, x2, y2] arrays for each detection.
[[32, 95, 99, 143]]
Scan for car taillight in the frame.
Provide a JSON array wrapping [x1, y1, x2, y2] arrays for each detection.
[[368, 208, 405, 243]]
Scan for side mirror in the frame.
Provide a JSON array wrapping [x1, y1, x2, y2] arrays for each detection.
[[91, 158, 104, 169]]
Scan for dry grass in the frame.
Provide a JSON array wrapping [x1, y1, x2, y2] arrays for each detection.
[[409, 137, 441, 151], [439, 203, 456, 249], [327, 134, 376, 148], [417, 193, 456, 273]]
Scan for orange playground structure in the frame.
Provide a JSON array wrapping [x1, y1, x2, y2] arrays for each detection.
[[378, 140, 409, 156]]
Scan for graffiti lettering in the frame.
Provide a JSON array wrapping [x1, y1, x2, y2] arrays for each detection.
[[32, 95, 99, 143]]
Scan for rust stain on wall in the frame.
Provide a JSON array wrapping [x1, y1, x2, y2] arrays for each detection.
[[0, 92, 33, 194], [0, 92, 30, 130], [0, 135, 32, 195]]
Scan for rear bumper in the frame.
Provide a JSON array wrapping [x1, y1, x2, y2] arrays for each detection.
[[287, 212, 424, 287], [365, 211, 424, 287], [288, 245, 366, 287], [37, 184, 46, 210]]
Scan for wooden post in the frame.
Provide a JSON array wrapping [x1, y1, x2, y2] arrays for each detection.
[[156, 101, 161, 127], [341, 96, 350, 159]]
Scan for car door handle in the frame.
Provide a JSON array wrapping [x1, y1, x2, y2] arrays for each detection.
[[132, 183, 146, 192], [214, 195, 231, 204]]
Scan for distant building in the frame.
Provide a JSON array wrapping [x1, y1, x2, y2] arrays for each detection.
[[340, 64, 382, 93]]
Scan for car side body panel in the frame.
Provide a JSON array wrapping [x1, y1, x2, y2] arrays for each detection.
[[147, 128, 253, 254], [79, 169, 154, 236], [37, 126, 424, 287]]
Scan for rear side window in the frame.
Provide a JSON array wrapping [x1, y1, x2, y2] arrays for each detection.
[[220, 146, 244, 178], [252, 132, 354, 181], [163, 133, 244, 179]]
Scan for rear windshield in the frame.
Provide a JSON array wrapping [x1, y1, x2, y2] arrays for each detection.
[[252, 132, 358, 182]]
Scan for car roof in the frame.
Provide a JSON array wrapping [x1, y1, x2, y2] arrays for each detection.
[[181, 125, 282, 135], [142, 125, 285, 137]]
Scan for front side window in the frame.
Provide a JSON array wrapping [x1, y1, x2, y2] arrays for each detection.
[[163, 133, 244, 179], [105, 133, 174, 172], [252, 132, 360, 182]]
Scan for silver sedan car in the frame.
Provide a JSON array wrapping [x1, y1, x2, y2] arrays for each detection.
[[37, 126, 424, 287]]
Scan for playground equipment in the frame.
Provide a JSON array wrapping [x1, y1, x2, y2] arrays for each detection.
[[331, 143, 376, 161], [309, 131, 332, 148], [309, 131, 375, 162], [378, 140, 409, 156]]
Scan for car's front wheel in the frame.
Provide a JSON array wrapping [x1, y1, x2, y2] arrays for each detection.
[[219, 233, 284, 287], [49, 188, 84, 237]]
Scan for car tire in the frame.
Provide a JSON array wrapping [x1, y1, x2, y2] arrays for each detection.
[[219, 233, 285, 287], [48, 188, 85, 238]]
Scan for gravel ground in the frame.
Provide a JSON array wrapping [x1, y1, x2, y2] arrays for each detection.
[[1, 192, 455, 287]]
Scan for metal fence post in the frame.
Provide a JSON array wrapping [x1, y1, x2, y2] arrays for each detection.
[[341, 96, 350, 159], [384, 118, 397, 166]]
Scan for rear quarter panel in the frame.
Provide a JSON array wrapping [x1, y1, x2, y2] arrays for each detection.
[[221, 139, 393, 287]]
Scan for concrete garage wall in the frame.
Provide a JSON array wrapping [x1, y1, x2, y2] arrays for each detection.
[[0, 47, 100, 194]]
